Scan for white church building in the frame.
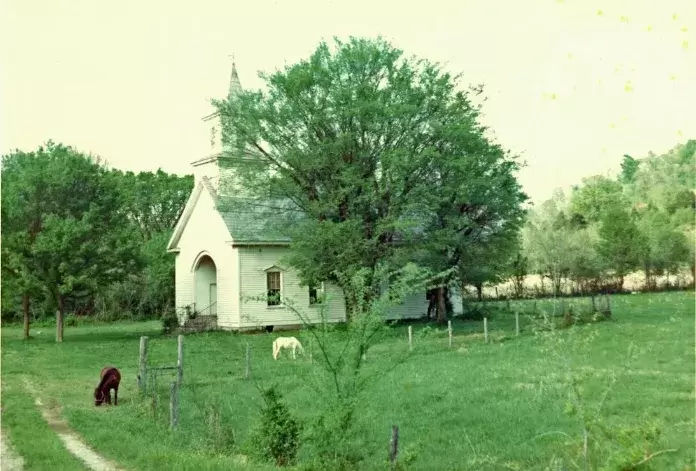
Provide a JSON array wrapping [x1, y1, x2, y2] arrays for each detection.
[[167, 63, 459, 330]]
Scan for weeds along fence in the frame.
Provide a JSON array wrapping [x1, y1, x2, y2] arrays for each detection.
[[396, 294, 613, 353], [138, 335, 183, 429]]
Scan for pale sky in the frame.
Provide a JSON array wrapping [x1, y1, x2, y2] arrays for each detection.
[[1, 0, 694, 202]]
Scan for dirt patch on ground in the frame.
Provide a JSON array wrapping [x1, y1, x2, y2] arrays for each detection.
[[0, 429, 24, 471], [24, 380, 125, 471]]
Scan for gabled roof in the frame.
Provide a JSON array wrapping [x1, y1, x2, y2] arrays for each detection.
[[167, 177, 294, 252], [217, 195, 295, 245]]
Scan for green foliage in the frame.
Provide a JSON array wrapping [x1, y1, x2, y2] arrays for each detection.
[[570, 175, 624, 224], [459, 301, 495, 320], [619, 154, 639, 184], [1, 142, 141, 338], [215, 37, 525, 320], [1, 143, 192, 326], [597, 207, 642, 282], [111, 169, 193, 241], [160, 310, 179, 334], [524, 141, 695, 293], [250, 386, 301, 467]]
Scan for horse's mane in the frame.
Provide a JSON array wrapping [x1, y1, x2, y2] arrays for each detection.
[[96, 368, 116, 390]]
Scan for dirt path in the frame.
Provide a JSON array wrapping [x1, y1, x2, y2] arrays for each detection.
[[24, 380, 125, 471], [0, 429, 24, 471]]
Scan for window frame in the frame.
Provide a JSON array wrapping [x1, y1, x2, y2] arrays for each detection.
[[266, 270, 282, 306]]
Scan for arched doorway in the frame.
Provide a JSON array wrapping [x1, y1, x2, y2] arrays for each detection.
[[194, 255, 217, 315]]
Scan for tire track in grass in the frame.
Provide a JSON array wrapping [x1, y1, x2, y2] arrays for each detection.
[[1, 428, 24, 470], [23, 380, 125, 471]]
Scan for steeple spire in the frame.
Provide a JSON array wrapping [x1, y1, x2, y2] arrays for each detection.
[[228, 56, 242, 98]]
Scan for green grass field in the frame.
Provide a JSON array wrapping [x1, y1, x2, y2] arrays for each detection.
[[2, 291, 694, 470]]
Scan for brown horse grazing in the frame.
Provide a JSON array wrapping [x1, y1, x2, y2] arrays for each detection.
[[94, 367, 121, 406]]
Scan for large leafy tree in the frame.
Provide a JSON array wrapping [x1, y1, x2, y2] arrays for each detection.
[[101, 170, 193, 317], [418, 139, 526, 319], [1, 142, 139, 341], [569, 175, 625, 225], [113, 169, 193, 241], [524, 190, 586, 296], [596, 207, 642, 289], [215, 37, 525, 319], [1, 152, 45, 338], [636, 209, 690, 289]]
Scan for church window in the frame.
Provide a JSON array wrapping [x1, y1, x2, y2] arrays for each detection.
[[267, 271, 281, 306]]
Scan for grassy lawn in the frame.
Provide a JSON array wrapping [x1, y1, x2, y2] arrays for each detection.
[[1, 291, 693, 470]]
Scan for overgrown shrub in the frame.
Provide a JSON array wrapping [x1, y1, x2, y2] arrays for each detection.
[[250, 386, 301, 466], [460, 303, 494, 321], [161, 311, 179, 334], [304, 403, 363, 471]]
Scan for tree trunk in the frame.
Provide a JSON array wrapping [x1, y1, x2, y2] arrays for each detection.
[[22, 294, 30, 340], [618, 274, 624, 292], [56, 294, 64, 343], [475, 284, 483, 302], [436, 286, 447, 324], [553, 275, 562, 298]]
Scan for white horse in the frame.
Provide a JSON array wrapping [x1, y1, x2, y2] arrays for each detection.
[[272, 336, 304, 360]]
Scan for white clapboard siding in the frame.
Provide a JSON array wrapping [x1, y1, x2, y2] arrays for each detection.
[[173, 185, 239, 327], [238, 246, 346, 328]]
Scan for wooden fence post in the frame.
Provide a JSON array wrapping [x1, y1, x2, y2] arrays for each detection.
[[389, 425, 399, 467], [591, 295, 596, 312], [245, 342, 251, 380], [483, 317, 488, 344], [448, 320, 452, 349], [170, 381, 179, 430], [138, 336, 149, 394], [515, 311, 520, 336], [177, 335, 184, 386], [408, 326, 413, 352]]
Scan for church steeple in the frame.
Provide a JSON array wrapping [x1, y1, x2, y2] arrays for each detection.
[[194, 59, 245, 192], [228, 60, 242, 98]]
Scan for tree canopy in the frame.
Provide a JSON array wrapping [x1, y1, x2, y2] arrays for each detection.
[[214, 37, 526, 319], [1, 142, 193, 339]]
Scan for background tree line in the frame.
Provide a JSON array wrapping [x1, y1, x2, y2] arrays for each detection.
[[1, 141, 193, 339], [514, 140, 695, 299]]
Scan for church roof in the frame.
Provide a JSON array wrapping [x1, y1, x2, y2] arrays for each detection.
[[204, 177, 295, 244], [217, 198, 295, 244]]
